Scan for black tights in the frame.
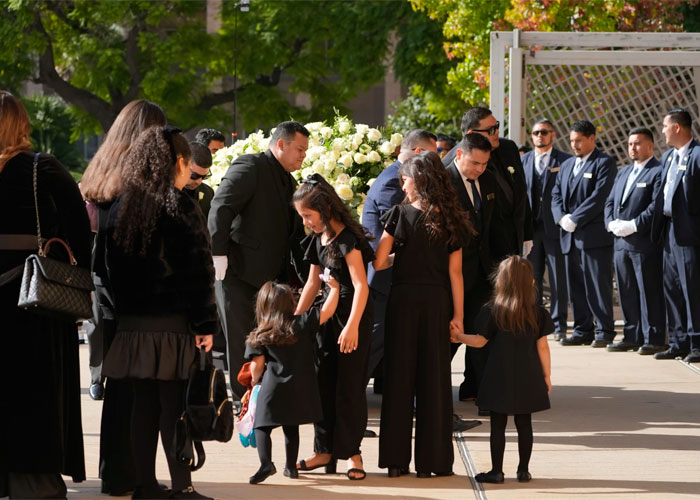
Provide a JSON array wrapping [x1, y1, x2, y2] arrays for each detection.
[[489, 412, 533, 474], [131, 379, 191, 492], [255, 425, 300, 470]]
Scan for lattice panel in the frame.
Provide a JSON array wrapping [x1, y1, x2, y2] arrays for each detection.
[[523, 64, 700, 165]]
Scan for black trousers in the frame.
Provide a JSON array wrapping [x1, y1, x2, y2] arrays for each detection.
[[215, 276, 258, 400], [99, 379, 136, 492], [131, 379, 190, 493], [489, 412, 533, 474], [366, 287, 388, 386], [529, 228, 569, 334], [255, 425, 299, 470]]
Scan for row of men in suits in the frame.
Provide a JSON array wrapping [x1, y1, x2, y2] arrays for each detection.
[[521, 110, 699, 364]]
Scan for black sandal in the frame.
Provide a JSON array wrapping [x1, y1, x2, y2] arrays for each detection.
[[346, 468, 366, 480], [298, 458, 337, 473]]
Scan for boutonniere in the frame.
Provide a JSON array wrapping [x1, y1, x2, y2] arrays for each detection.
[[198, 191, 204, 201], [507, 166, 515, 175]]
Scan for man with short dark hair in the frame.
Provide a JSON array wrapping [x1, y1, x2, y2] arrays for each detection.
[[208, 121, 309, 398], [552, 120, 617, 347], [183, 142, 215, 218], [436, 133, 456, 158], [522, 119, 572, 341], [651, 109, 700, 363], [604, 128, 665, 354], [195, 128, 226, 155]]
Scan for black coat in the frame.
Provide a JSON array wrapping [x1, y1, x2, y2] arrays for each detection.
[[208, 150, 304, 288], [0, 152, 90, 481]]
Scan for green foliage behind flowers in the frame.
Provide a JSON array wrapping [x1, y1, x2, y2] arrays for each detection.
[[208, 115, 402, 220]]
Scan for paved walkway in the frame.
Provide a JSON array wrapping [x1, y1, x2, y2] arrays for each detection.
[[69, 337, 700, 499]]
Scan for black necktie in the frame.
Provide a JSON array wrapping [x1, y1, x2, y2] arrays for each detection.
[[467, 178, 482, 214]]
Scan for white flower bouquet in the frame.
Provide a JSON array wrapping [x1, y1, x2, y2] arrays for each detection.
[[207, 115, 402, 219]]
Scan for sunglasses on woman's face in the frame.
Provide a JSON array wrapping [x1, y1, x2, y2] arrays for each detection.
[[190, 171, 211, 180]]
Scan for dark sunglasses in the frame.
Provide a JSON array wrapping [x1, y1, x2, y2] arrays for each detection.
[[531, 129, 552, 136], [190, 171, 211, 180], [472, 121, 500, 136]]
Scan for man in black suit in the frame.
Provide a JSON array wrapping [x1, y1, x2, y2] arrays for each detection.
[[443, 107, 533, 263], [447, 133, 497, 404], [604, 128, 666, 354], [552, 120, 617, 347], [651, 109, 700, 363], [183, 142, 215, 219], [208, 121, 309, 398], [522, 119, 572, 341]]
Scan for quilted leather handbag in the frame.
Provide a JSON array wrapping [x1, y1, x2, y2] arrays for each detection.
[[16, 153, 94, 321]]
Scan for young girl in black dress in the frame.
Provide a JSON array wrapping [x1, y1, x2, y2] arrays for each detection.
[[451, 255, 553, 483], [293, 174, 374, 480], [373, 150, 474, 478], [245, 279, 340, 484]]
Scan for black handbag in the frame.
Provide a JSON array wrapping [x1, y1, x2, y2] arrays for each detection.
[[16, 153, 94, 321], [175, 347, 234, 471]]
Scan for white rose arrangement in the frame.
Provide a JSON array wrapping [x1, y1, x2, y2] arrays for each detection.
[[207, 114, 401, 219]]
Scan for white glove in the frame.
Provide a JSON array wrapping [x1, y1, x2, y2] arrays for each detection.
[[612, 219, 637, 237], [607, 220, 619, 233], [559, 214, 577, 233], [213, 255, 228, 281], [522, 240, 533, 257]]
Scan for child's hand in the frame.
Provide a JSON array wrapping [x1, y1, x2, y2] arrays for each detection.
[[338, 324, 359, 354], [449, 318, 464, 342], [326, 275, 340, 290], [544, 375, 552, 394], [195, 334, 213, 352]]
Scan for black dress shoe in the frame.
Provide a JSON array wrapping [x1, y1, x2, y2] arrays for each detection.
[[654, 347, 689, 360], [249, 463, 277, 484], [560, 336, 592, 346], [169, 486, 212, 499], [606, 341, 642, 352], [637, 344, 667, 355], [517, 471, 532, 482], [416, 471, 431, 478], [283, 467, 298, 479], [387, 467, 409, 478], [89, 382, 105, 401], [684, 349, 700, 363], [475, 470, 504, 483], [363, 429, 378, 438], [591, 339, 610, 348], [553, 332, 566, 341], [434, 471, 454, 477]]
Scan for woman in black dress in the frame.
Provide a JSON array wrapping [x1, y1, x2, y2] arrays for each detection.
[[100, 126, 217, 499], [373, 151, 474, 478], [451, 255, 553, 483], [0, 91, 90, 499], [293, 174, 374, 480], [245, 279, 340, 484]]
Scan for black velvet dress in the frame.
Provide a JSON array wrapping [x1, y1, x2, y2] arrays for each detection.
[[244, 309, 323, 428], [0, 152, 90, 495], [475, 304, 553, 415], [303, 228, 374, 460], [377, 204, 460, 474]]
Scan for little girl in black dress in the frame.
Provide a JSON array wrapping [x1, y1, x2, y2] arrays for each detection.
[[293, 174, 374, 480], [373, 151, 474, 478], [245, 279, 340, 484], [451, 255, 553, 483]]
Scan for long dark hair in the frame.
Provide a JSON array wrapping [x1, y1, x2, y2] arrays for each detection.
[[247, 281, 298, 348], [292, 173, 373, 260], [490, 255, 539, 336], [398, 151, 475, 245], [114, 126, 191, 255]]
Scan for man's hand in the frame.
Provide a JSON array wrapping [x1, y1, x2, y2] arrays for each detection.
[[612, 220, 636, 237], [559, 214, 577, 233], [213, 255, 228, 281], [522, 240, 533, 257]]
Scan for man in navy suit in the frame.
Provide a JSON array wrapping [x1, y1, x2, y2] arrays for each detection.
[[522, 119, 572, 341], [552, 120, 617, 347], [651, 109, 700, 363], [604, 128, 666, 354], [363, 129, 437, 386]]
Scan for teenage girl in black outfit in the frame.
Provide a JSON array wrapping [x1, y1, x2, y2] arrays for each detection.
[[293, 174, 374, 480]]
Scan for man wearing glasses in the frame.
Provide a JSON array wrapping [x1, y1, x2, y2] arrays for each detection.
[[183, 142, 215, 219], [521, 120, 572, 341]]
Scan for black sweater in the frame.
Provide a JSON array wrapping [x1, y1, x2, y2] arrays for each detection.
[[104, 189, 218, 335]]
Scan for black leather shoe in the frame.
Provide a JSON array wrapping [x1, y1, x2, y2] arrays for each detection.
[[416, 471, 431, 478], [553, 332, 567, 341], [89, 382, 105, 401], [475, 470, 504, 483], [453, 415, 482, 432], [684, 349, 700, 363], [387, 467, 409, 478], [517, 471, 532, 482], [654, 347, 689, 360], [363, 429, 378, 437], [434, 471, 454, 477], [591, 339, 610, 348], [249, 463, 277, 484], [169, 486, 212, 499], [560, 336, 592, 346], [283, 467, 298, 479], [637, 344, 667, 355], [606, 341, 642, 352]]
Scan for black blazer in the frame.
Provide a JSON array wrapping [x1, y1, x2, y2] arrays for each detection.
[[184, 182, 215, 219], [208, 150, 300, 288], [651, 140, 700, 246], [447, 163, 496, 292], [604, 158, 663, 253], [522, 148, 573, 239], [551, 148, 617, 254]]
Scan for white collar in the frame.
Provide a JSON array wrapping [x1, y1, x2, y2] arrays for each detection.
[[576, 150, 593, 165], [536, 147, 553, 158], [633, 157, 652, 170], [675, 138, 693, 159]]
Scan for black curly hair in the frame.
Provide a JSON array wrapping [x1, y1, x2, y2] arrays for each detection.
[[292, 173, 373, 261], [114, 126, 191, 255], [398, 150, 476, 246]]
